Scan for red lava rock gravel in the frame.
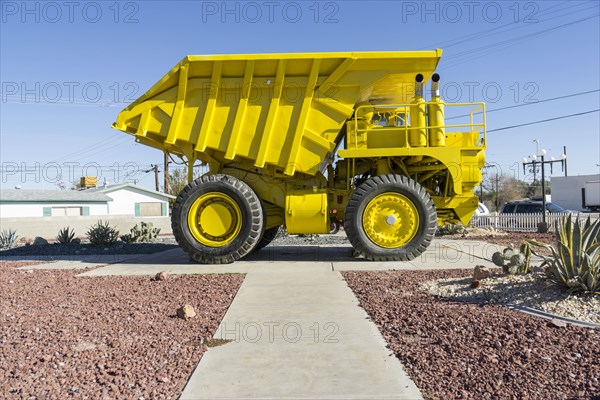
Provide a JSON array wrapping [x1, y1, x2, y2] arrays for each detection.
[[0, 262, 243, 399], [343, 269, 600, 400], [0, 261, 48, 270]]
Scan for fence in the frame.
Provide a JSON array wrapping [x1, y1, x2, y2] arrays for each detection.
[[470, 212, 600, 232]]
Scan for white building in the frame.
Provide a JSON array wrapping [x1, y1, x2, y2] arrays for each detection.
[[0, 184, 176, 239], [551, 174, 600, 211], [0, 184, 174, 218]]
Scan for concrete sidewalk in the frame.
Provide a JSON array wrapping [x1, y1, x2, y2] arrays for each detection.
[[79, 239, 502, 277], [5, 253, 141, 270], [180, 263, 422, 400]]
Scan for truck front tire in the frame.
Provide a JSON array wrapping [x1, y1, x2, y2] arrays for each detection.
[[345, 174, 437, 261]]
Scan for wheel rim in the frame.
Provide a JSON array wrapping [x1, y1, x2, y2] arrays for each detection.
[[187, 193, 242, 247], [362, 193, 419, 248]]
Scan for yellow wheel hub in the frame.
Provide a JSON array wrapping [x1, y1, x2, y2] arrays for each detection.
[[362, 193, 419, 248], [187, 193, 242, 247]]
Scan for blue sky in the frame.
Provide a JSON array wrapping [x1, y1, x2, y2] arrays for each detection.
[[1, 0, 599, 190]]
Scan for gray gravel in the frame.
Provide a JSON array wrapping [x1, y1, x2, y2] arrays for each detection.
[[421, 273, 600, 325], [0, 242, 179, 257], [271, 233, 349, 246]]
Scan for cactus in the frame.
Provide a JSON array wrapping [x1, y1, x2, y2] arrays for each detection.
[[492, 244, 532, 275], [506, 264, 519, 275], [503, 247, 515, 259], [492, 252, 505, 267], [120, 233, 134, 244], [510, 253, 526, 268], [120, 222, 161, 243]]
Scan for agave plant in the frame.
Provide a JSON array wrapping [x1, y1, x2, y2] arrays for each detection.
[[0, 229, 19, 250], [529, 214, 600, 295], [56, 227, 76, 244]]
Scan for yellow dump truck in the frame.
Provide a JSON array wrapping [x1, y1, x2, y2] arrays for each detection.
[[113, 50, 486, 263]]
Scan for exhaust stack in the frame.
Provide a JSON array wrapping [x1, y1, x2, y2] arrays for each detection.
[[428, 73, 445, 147], [430, 73, 440, 98], [409, 74, 427, 147], [415, 73, 424, 97]]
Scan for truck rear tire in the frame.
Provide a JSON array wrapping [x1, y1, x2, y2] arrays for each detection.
[[172, 174, 263, 264], [329, 219, 341, 234], [344, 174, 437, 261], [254, 226, 281, 251]]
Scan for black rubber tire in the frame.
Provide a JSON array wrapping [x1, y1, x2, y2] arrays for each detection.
[[253, 226, 281, 252], [172, 174, 263, 264], [344, 174, 437, 261], [329, 219, 341, 234]]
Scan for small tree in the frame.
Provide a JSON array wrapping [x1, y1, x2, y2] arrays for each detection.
[[485, 176, 528, 212], [163, 168, 202, 207], [525, 179, 551, 198]]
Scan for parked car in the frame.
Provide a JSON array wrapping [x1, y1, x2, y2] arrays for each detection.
[[500, 200, 568, 214], [469, 202, 491, 226], [474, 202, 490, 216], [498, 200, 574, 230]]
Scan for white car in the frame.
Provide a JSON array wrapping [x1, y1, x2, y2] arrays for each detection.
[[474, 202, 490, 216]]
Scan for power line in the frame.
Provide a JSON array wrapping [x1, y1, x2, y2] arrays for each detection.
[[487, 109, 600, 133], [65, 141, 139, 164], [444, 5, 599, 56], [444, 14, 599, 68], [51, 135, 127, 164], [484, 89, 599, 113], [446, 89, 600, 121], [439, 5, 600, 71], [421, 0, 582, 50]]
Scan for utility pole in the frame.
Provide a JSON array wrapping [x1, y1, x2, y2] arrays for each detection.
[[481, 163, 497, 207], [479, 183, 483, 203], [164, 152, 169, 194], [153, 164, 159, 192], [541, 154, 546, 223], [563, 145, 568, 176], [494, 173, 500, 212]]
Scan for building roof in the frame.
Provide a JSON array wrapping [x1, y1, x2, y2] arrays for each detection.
[[89, 183, 176, 199], [551, 173, 600, 181], [0, 183, 176, 203], [0, 189, 112, 203]]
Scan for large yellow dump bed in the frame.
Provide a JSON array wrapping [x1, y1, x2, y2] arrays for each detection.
[[113, 50, 442, 176]]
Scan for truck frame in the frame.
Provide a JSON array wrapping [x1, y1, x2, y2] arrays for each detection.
[[113, 50, 486, 263]]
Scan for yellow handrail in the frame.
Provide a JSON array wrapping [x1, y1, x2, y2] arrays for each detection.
[[352, 101, 486, 150]]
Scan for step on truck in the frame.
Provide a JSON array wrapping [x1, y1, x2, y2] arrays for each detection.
[[113, 50, 486, 263]]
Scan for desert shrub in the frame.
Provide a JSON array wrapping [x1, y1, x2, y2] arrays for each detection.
[[0, 229, 19, 249], [86, 221, 119, 246], [56, 227, 76, 244], [437, 223, 467, 236]]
